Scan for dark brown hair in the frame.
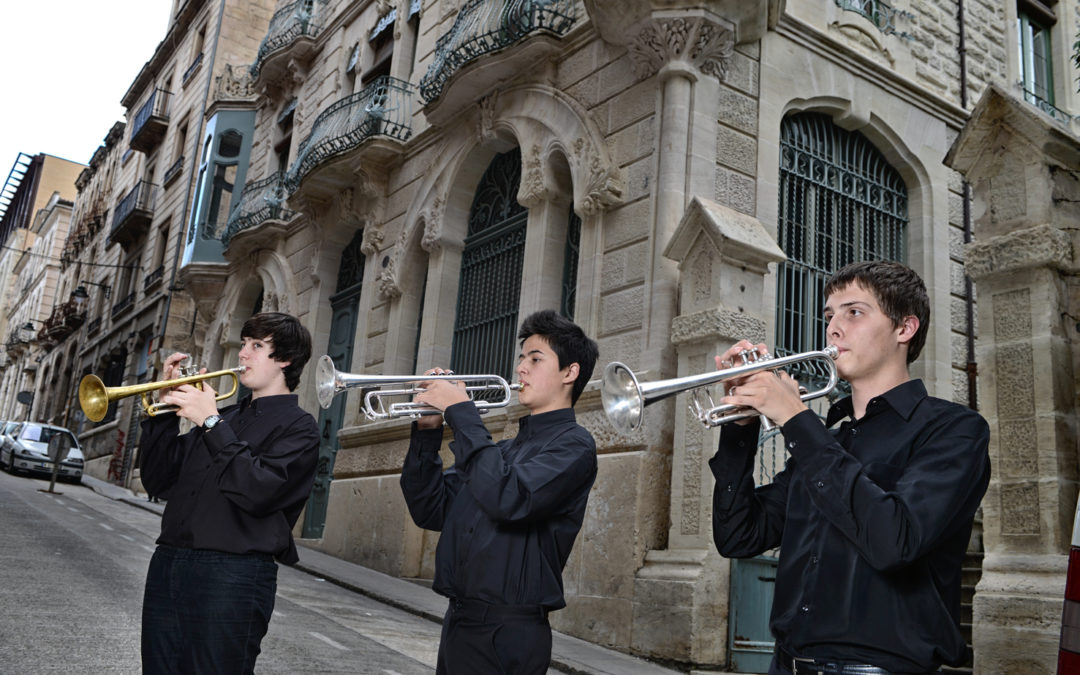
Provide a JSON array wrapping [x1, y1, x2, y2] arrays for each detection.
[[241, 312, 312, 391], [517, 310, 598, 405], [823, 261, 930, 364]]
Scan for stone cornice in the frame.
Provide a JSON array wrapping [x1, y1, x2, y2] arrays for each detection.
[[963, 223, 1076, 280], [672, 307, 766, 345]]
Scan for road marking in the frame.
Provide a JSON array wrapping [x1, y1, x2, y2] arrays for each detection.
[[309, 631, 349, 651], [119, 534, 134, 541], [141, 545, 156, 553], [66, 506, 79, 513], [99, 523, 114, 531]]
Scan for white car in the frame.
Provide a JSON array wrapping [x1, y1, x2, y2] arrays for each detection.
[[0, 422, 84, 482]]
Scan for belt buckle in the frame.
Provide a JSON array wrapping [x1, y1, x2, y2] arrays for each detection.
[[791, 657, 819, 675]]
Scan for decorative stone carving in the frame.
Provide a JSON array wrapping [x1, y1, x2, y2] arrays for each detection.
[[361, 227, 384, 257], [573, 138, 625, 216], [215, 64, 256, 102], [517, 145, 548, 207], [628, 16, 734, 82], [478, 93, 498, 143]]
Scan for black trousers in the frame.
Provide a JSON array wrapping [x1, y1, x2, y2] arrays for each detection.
[[436, 598, 552, 675], [142, 545, 278, 675]]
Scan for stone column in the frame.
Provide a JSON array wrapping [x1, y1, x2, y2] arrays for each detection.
[[945, 84, 1080, 674], [630, 196, 785, 664]]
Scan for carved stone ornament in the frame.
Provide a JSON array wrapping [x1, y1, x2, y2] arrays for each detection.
[[518, 145, 548, 207], [478, 93, 499, 144], [574, 138, 625, 216], [629, 16, 734, 82], [216, 64, 256, 101], [361, 227, 384, 257], [420, 195, 446, 252]]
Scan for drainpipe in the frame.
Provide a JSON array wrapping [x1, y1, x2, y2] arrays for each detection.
[[958, 0, 977, 410], [157, 0, 229, 359]]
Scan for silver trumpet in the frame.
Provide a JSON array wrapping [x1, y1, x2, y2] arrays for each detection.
[[315, 355, 521, 420], [601, 346, 839, 435]]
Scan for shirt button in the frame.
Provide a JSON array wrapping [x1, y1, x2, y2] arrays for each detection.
[[816, 481, 825, 489], [726, 483, 734, 493], [800, 605, 810, 613], [787, 441, 797, 449], [851, 428, 859, 436], [737, 440, 746, 448], [810, 554, 819, 565]]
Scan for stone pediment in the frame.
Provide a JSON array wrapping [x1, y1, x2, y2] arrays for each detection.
[[945, 84, 1080, 182], [663, 195, 784, 272]]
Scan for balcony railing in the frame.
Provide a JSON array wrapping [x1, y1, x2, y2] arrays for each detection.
[[111, 292, 136, 319], [223, 172, 295, 245], [162, 155, 184, 186], [144, 265, 166, 291], [87, 317, 102, 336], [130, 88, 172, 152], [182, 52, 204, 86], [251, 0, 323, 79], [834, 0, 912, 38], [111, 180, 158, 248], [1021, 87, 1074, 126], [419, 0, 576, 104], [287, 76, 414, 191]]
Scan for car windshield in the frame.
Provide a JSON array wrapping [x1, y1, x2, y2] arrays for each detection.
[[19, 426, 79, 459]]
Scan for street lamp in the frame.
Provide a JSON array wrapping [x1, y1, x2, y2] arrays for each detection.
[[19, 321, 37, 343], [78, 279, 112, 300], [71, 285, 90, 312]]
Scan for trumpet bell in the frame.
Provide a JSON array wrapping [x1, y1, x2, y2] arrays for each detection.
[[79, 375, 110, 423], [601, 363, 645, 435], [316, 355, 339, 410]]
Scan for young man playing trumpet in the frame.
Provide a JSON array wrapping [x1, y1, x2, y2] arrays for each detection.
[[711, 261, 990, 674], [400, 309, 599, 675], [138, 312, 319, 674]]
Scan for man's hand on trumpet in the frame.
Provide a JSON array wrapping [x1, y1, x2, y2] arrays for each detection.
[[716, 340, 807, 427], [414, 368, 468, 429], [158, 352, 219, 426]]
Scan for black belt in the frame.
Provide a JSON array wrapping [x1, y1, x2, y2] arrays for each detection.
[[776, 645, 894, 675], [447, 597, 549, 622]]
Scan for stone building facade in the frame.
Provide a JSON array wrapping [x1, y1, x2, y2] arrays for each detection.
[[19, 0, 1080, 671]]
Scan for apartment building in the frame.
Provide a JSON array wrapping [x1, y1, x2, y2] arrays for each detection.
[[32, 0, 1080, 671]]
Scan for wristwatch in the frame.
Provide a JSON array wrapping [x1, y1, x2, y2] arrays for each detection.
[[202, 414, 222, 431]]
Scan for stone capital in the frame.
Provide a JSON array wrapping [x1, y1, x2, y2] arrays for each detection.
[[963, 223, 1074, 280]]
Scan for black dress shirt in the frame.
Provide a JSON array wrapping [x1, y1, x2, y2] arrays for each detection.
[[139, 394, 320, 565], [711, 379, 990, 672], [400, 403, 596, 610]]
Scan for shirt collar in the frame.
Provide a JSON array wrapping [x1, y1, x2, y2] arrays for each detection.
[[237, 393, 299, 415], [517, 407, 577, 436], [825, 379, 927, 426]]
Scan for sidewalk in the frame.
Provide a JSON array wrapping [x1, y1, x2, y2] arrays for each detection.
[[82, 475, 705, 674]]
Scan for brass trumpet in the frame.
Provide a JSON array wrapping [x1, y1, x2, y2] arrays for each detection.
[[601, 346, 839, 434], [78, 367, 247, 423], [315, 355, 521, 420]]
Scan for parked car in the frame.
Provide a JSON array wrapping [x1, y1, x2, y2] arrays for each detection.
[[0, 422, 83, 482]]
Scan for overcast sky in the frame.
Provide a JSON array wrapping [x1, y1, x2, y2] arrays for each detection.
[[0, 1, 173, 182]]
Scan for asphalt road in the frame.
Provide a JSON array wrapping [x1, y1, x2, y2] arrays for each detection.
[[0, 469, 442, 673]]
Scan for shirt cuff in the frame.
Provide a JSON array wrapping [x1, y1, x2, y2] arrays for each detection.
[[779, 408, 834, 460], [201, 419, 236, 456]]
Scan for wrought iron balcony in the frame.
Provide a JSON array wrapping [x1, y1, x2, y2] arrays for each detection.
[[144, 264, 165, 291], [130, 88, 172, 153], [86, 317, 102, 336], [162, 155, 184, 187], [251, 0, 324, 80], [419, 0, 576, 104], [286, 76, 414, 192], [1020, 87, 1074, 127], [834, 0, 912, 38], [182, 52, 204, 86], [111, 180, 158, 249], [111, 292, 136, 319], [223, 172, 294, 245]]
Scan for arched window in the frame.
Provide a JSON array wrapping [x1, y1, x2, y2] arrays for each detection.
[[775, 112, 908, 363], [451, 148, 526, 381]]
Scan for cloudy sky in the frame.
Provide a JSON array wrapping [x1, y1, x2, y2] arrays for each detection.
[[0, 1, 173, 183]]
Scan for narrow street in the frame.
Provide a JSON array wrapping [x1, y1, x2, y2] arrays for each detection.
[[0, 469, 442, 674]]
